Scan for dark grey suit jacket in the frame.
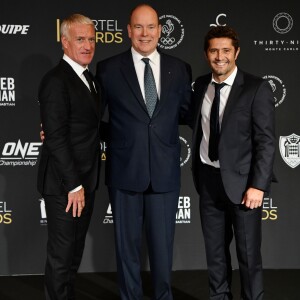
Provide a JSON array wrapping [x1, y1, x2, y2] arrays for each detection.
[[191, 69, 275, 204]]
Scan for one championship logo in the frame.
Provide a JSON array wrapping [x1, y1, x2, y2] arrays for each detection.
[[158, 15, 184, 50], [263, 75, 286, 108], [0, 140, 42, 167], [273, 12, 293, 34], [279, 133, 300, 168]]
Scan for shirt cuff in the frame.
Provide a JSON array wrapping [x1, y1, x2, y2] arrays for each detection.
[[69, 185, 82, 193]]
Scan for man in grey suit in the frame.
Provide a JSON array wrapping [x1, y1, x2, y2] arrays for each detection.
[[37, 14, 101, 300], [96, 4, 192, 300], [191, 26, 275, 300]]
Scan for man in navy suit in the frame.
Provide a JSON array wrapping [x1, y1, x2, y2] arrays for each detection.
[[96, 4, 192, 300], [37, 14, 101, 300], [191, 26, 275, 299]]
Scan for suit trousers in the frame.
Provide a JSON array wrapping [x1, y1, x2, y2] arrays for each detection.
[[109, 187, 179, 300], [43, 192, 95, 300], [197, 164, 263, 300]]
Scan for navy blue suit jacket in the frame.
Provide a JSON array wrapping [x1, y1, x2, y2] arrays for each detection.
[[96, 49, 192, 193]]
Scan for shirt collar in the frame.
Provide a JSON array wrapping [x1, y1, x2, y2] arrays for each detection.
[[131, 47, 160, 65], [210, 66, 238, 87], [63, 54, 88, 77]]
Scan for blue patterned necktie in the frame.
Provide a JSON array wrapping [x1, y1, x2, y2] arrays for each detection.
[[209, 82, 226, 162], [142, 58, 158, 118]]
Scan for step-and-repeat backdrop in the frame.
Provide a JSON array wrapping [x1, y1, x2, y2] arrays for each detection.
[[0, 0, 299, 275]]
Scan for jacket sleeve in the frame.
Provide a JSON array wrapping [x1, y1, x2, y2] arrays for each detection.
[[249, 79, 276, 192]]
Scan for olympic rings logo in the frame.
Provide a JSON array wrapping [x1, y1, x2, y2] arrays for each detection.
[[160, 37, 176, 45]]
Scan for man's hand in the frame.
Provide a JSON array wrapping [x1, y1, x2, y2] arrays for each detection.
[[241, 187, 264, 209], [66, 187, 85, 217], [40, 125, 45, 143]]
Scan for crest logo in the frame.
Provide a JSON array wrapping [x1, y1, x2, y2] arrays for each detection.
[[263, 75, 286, 108], [158, 15, 184, 50], [279, 133, 300, 168], [179, 136, 191, 167]]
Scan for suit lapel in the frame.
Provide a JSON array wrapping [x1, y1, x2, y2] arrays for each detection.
[[120, 50, 148, 115], [151, 53, 172, 117], [60, 60, 100, 119], [196, 75, 210, 122], [192, 75, 210, 149], [221, 69, 244, 132]]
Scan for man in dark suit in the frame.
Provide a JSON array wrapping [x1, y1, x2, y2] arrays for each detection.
[[37, 14, 101, 300], [96, 4, 192, 300], [191, 26, 275, 300]]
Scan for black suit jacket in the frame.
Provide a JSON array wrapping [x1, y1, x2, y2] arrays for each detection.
[[191, 69, 275, 204], [37, 59, 101, 195], [96, 49, 192, 193]]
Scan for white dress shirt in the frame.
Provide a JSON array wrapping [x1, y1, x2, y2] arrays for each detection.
[[63, 54, 91, 91], [200, 67, 238, 168], [131, 47, 161, 101]]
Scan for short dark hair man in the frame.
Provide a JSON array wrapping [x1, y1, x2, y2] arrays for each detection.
[[191, 25, 275, 299]]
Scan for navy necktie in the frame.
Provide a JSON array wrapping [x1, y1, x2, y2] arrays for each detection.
[[209, 82, 226, 162], [83, 69, 97, 98], [142, 58, 158, 118]]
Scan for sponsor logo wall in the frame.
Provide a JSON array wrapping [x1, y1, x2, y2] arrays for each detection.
[[0, 0, 299, 275]]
